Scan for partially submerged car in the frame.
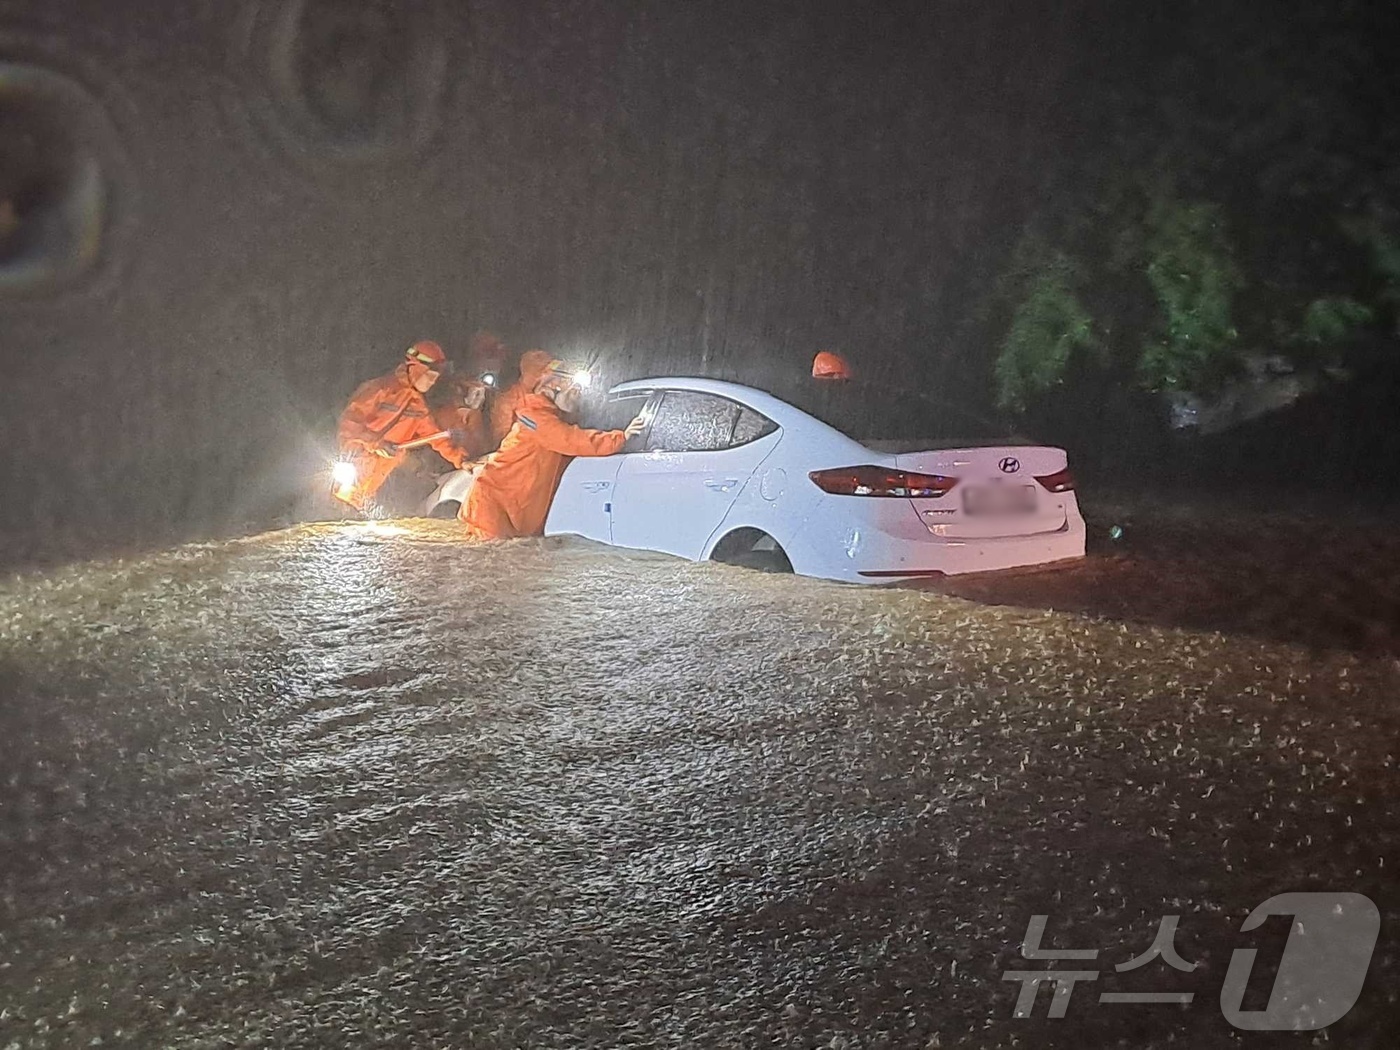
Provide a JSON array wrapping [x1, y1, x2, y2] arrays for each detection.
[[425, 377, 1085, 583]]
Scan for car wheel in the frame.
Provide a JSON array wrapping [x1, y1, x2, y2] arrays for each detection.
[[710, 528, 794, 574], [728, 548, 793, 573], [427, 499, 460, 520]]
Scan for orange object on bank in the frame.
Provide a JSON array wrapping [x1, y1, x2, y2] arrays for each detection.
[[812, 350, 853, 380]]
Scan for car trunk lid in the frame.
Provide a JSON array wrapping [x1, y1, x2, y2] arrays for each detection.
[[888, 444, 1071, 539]]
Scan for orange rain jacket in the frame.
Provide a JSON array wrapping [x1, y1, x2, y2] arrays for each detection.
[[336, 364, 472, 509], [462, 392, 627, 539], [489, 349, 555, 446]]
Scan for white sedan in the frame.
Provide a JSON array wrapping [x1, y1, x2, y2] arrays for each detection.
[[424, 377, 1085, 583]]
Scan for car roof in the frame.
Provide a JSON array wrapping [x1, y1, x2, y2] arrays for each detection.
[[606, 375, 881, 461], [608, 376, 806, 427]]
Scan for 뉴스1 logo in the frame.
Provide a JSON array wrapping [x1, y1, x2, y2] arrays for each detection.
[[999, 457, 1020, 473], [1001, 892, 1380, 1030]]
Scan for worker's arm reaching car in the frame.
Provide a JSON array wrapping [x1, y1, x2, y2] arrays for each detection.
[[459, 361, 644, 540], [523, 403, 644, 457]]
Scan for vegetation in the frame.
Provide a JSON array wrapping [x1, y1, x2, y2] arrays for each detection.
[[989, 0, 1400, 413]]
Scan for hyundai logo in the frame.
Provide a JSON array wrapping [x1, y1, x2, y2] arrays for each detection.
[[999, 457, 1020, 474]]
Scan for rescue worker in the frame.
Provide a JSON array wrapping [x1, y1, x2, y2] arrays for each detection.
[[428, 371, 492, 463], [488, 348, 555, 446], [335, 340, 475, 511], [466, 330, 508, 384], [461, 360, 646, 540]]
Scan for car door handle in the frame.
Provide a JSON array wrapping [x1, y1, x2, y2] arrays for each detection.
[[704, 478, 738, 492], [581, 481, 611, 493]]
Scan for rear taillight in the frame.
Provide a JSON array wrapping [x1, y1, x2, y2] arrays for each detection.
[[809, 466, 959, 498], [1035, 467, 1075, 493]]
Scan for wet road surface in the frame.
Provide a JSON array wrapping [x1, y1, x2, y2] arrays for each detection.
[[2, 521, 1397, 1048]]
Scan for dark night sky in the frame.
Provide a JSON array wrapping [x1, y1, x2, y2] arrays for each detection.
[[0, 0, 1339, 545]]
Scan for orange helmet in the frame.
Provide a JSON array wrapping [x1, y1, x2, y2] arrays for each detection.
[[534, 358, 576, 395], [812, 350, 852, 380], [468, 331, 507, 372], [406, 340, 448, 369]]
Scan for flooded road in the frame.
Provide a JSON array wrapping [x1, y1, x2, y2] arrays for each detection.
[[2, 521, 1397, 1048]]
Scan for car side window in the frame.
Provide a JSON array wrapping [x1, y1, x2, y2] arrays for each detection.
[[731, 407, 778, 447], [586, 392, 651, 452], [646, 391, 742, 453]]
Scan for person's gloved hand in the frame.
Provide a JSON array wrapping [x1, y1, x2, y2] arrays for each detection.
[[370, 441, 398, 459], [624, 415, 648, 439]]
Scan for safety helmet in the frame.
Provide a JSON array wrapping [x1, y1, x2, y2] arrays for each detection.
[[468, 331, 507, 372], [812, 350, 853, 380], [535, 358, 573, 395], [405, 340, 449, 370]]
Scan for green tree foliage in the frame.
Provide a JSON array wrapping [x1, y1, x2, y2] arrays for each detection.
[[995, 258, 1098, 412], [1138, 194, 1241, 391], [993, 186, 1242, 409], [990, 0, 1399, 414], [1298, 296, 1375, 347]]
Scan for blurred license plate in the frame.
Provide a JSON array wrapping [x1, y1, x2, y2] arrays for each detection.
[[962, 484, 1036, 514]]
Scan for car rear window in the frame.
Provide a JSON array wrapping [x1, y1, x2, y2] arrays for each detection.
[[647, 391, 741, 453], [731, 407, 778, 447], [634, 391, 780, 453]]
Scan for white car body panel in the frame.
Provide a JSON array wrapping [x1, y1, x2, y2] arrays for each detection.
[[547, 458, 622, 543], [424, 468, 475, 514], [610, 431, 781, 559], [425, 376, 1086, 583]]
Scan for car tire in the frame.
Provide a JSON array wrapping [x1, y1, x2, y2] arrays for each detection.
[[727, 547, 793, 574], [710, 528, 794, 574]]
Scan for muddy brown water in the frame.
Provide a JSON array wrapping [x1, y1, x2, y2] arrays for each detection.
[[1, 521, 1397, 1048]]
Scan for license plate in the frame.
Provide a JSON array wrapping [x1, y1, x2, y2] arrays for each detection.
[[962, 484, 1037, 515]]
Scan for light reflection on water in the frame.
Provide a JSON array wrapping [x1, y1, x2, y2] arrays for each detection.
[[0, 521, 1395, 1047]]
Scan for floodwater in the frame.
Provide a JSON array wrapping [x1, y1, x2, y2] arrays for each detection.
[[1, 521, 1397, 1048]]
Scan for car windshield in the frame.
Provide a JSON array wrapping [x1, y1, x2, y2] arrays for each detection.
[[783, 380, 1018, 450]]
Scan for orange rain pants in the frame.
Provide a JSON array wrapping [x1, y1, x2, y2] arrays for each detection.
[[462, 391, 627, 540], [336, 364, 471, 510]]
